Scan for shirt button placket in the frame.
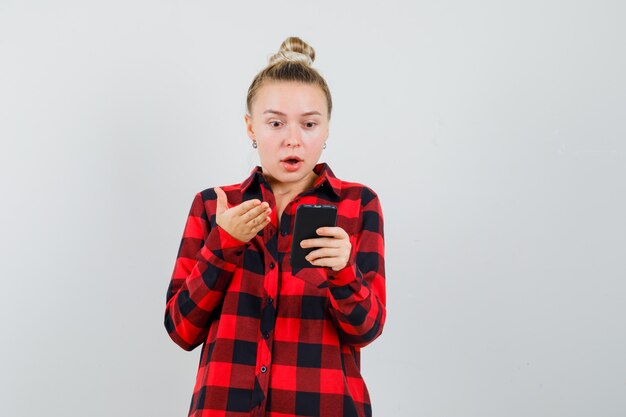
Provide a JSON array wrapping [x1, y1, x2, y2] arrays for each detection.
[[264, 264, 275, 342], [258, 258, 276, 388]]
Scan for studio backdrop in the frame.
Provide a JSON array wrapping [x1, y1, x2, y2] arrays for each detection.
[[1, 1, 624, 416]]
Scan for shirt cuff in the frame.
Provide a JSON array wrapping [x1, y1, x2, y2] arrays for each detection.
[[326, 262, 358, 287], [199, 224, 248, 265]]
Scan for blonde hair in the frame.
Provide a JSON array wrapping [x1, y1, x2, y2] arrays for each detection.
[[246, 36, 333, 119]]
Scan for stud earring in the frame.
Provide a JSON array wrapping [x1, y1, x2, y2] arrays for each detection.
[[323, 143, 326, 149], [252, 141, 257, 149]]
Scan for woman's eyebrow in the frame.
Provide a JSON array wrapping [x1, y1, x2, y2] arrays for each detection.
[[263, 109, 322, 117]]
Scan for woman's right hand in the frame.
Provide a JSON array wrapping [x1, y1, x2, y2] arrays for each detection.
[[214, 187, 271, 242]]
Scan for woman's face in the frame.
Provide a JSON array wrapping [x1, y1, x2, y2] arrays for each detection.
[[245, 81, 329, 190]]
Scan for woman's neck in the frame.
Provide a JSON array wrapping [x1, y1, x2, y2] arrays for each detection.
[[264, 169, 319, 198]]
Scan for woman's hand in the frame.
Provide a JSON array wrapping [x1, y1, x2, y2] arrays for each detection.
[[300, 227, 352, 271], [214, 187, 271, 242]]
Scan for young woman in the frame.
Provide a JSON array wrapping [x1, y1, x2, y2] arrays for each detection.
[[165, 36, 386, 417]]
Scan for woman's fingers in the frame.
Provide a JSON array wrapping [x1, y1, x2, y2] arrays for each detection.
[[315, 226, 348, 239], [299, 226, 351, 270], [252, 215, 272, 232], [216, 198, 273, 242], [300, 237, 342, 248], [245, 205, 270, 226], [233, 200, 271, 227], [300, 227, 349, 248], [306, 250, 347, 271], [306, 247, 341, 261], [239, 200, 268, 220], [236, 199, 262, 215]]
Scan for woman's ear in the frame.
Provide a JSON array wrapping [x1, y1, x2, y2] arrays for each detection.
[[244, 114, 255, 141]]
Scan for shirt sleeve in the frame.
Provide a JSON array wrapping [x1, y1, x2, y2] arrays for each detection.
[[164, 190, 248, 351], [325, 187, 387, 348]]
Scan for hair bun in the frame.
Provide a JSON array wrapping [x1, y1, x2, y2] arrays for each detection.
[[247, 35, 332, 118], [268, 36, 316, 66]]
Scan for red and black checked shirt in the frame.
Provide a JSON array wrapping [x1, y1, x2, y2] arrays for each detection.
[[164, 162, 386, 417]]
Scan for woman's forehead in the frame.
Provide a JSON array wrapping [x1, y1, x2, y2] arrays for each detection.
[[253, 82, 327, 115]]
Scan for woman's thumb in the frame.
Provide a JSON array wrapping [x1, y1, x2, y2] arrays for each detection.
[[214, 187, 229, 214]]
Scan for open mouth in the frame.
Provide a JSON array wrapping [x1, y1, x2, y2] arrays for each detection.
[[280, 157, 303, 171], [281, 156, 303, 164]]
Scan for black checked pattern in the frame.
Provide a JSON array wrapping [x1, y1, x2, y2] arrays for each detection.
[[165, 163, 386, 416]]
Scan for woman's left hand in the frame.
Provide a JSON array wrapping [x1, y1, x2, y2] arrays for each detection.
[[300, 227, 352, 271]]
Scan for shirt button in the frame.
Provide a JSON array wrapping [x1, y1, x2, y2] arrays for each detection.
[[280, 230, 287, 236], [267, 297, 273, 304], [269, 262, 275, 269], [263, 332, 270, 339], [260, 365, 267, 373]]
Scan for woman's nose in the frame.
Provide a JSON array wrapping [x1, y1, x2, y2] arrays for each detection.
[[285, 125, 302, 147]]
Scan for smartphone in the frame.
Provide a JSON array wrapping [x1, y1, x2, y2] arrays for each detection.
[[290, 204, 338, 269]]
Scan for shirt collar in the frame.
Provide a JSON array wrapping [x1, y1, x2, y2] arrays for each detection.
[[241, 162, 341, 198]]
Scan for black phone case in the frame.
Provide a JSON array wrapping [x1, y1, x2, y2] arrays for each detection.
[[290, 204, 338, 269]]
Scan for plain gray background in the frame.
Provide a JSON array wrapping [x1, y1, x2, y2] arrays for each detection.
[[1, 1, 625, 416]]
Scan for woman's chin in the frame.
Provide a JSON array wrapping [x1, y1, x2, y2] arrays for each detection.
[[263, 163, 316, 188]]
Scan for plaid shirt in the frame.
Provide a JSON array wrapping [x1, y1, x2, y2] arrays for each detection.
[[164, 162, 386, 417]]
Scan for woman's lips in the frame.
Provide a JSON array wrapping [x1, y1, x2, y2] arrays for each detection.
[[280, 159, 303, 172]]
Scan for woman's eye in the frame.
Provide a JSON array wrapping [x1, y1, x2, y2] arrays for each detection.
[[269, 121, 282, 128], [304, 122, 317, 128]]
